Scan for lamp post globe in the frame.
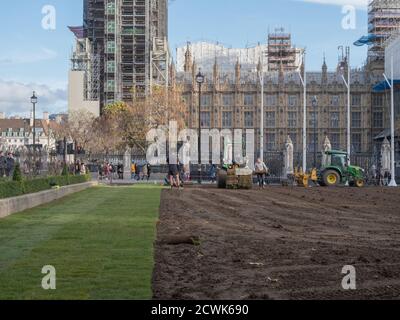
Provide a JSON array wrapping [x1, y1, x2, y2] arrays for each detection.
[[196, 71, 205, 85], [31, 91, 38, 104]]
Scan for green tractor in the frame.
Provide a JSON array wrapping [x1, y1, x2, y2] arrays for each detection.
[[319, 150, 365, 187]]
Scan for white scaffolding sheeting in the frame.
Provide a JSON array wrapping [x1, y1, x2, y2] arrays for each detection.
[[177, 42, 269, 72], [385, 32, 400, 79]]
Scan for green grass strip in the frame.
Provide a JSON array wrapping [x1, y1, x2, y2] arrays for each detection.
[[0, 185, 162, 300]]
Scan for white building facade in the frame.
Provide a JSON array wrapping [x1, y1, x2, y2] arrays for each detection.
[[0, 113, 57, 151]]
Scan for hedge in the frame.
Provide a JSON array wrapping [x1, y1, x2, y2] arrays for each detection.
[[0, 174, 91, 200]]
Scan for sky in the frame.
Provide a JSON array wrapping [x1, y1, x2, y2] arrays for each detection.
[[0, 0, 369, 116]]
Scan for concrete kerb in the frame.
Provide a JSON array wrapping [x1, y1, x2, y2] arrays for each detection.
[[0, 181, 98, 219]]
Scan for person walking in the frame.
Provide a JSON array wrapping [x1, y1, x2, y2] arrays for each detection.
[[183, 163, 191, 182], [146, 163, 152, 181], [117, 163, 123, 180], [254, 158, 269, 189], [110, 163, 117, 180], [6, 153, 15, 177], [131, 162, 136, 180], [167, 158, 181, 189], [103, 162, 110, 181], [208, 162, 217, 183], [80, 162, 87, 175], [0, 151, 6, 177], [142, 163, 148, 181], [98, 163, 104, 180], [75, 160, 81, 175]]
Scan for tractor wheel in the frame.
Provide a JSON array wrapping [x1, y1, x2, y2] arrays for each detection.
[[355, 179, 364, 188], [217, 169, 227, 189], [322, 170, 340, 187]]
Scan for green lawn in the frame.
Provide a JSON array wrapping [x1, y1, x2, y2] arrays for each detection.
[[0, 185, 162, 300]]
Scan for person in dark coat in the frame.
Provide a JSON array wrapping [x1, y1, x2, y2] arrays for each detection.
[[0, 151, 6, 177], [146, 163, 152, 181], [167, 158, 181, 189], [117, 163, 123, 180], [6, 153, 15, 177]]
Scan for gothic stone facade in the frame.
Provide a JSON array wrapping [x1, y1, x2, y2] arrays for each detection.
[[175, 59, 388, 160]]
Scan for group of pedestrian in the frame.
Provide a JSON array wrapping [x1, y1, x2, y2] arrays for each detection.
[[74, 160, 87, 175], [369, 164, 394, 186], [165, 159, 269, 188], [167, 158, 183, 189], [97, 161, 152, 182], [131, 162, 152, 181], [0, 151, 15, 178], [99, 162, 114, 181]]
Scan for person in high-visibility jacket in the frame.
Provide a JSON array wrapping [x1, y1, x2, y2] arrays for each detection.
[[131, 162, 136, 179]]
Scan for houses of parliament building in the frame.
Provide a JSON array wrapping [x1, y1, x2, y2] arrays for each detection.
[[172, 44, 394, 164]]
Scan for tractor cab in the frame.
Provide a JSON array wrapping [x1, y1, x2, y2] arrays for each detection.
[[324, 150, 348, 169], [319, 150, 365, 187]]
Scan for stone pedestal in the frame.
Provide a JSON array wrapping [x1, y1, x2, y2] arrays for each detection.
[[284, 136, 294, 177], [123, 149, 131, 180]]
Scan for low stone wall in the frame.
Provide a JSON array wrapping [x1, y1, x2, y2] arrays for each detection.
[[0, 181, 98, 219]]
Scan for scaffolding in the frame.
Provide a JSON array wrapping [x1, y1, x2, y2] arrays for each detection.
[[84, 0, 106, 105], [267, 28, 302, 72], [104, 0, 119, 103], [83, 0, 169, 107], [150, 36, 170, 91], [368, 0, 400, 62], [69, 27, 100, 101], [150, 0, 170, 92]]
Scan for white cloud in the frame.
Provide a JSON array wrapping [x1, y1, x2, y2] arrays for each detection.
[[295, 0, 368, 9], [0, 48, 58, 66], [0, 79, 67, 116]]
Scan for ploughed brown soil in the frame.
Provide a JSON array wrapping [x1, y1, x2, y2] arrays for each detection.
[[152, 186, 400, 300]]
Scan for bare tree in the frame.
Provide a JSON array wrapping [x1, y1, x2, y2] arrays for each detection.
[[103, 85, 188, 154], [67, 111, 97, 157], [88, 113, 124, 157], [52, 111, 98, 163]]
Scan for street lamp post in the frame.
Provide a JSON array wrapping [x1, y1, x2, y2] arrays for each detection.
[[196, 69, 205, 184], [312, 96, 318, 168], [298, 49, 307, 173], [383, 55, 397, 187], [30, 91, 38, 150], [339, 46, 351, 166], [30, 91, 38, 174], [257, 51, 266, 161]]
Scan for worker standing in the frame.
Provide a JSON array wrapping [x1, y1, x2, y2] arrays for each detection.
[[254, 158, 269, 189]]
